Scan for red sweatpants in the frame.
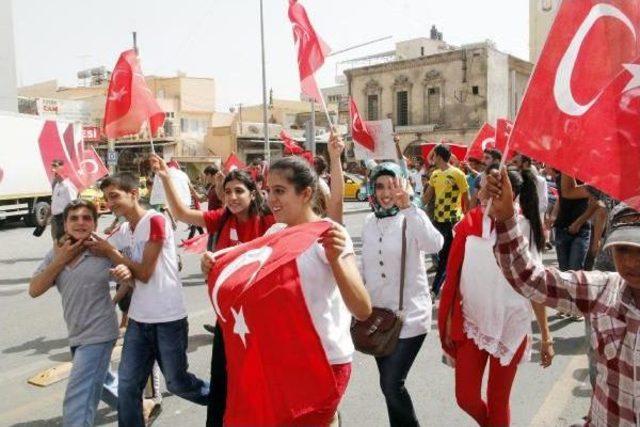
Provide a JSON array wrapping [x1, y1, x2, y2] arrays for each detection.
[[454, 337, 527, 427]]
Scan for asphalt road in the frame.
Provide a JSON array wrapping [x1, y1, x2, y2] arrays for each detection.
[[0, 203, 591, 426]]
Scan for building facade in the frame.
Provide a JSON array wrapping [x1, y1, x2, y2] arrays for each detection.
[[345, 41, 532, 153], [529, 0, 561, 63]]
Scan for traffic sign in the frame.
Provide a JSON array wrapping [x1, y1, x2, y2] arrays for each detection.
[[107, 149, 118, 166]]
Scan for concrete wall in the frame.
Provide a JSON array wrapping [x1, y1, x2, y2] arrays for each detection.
[[0, 0, 17, 112], [486, 48, 509, 124], [529, 0, 561, 63]]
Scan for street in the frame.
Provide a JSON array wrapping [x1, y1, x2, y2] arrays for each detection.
[[0, 202, 591, 427]]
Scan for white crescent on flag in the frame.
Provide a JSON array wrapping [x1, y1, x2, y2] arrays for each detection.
[[553, 3, 636, 117], [210, 246, 273, 322], [481, 137, 495, 151]]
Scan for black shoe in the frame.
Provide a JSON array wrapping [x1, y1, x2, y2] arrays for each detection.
[[203, 324, 216, 334]]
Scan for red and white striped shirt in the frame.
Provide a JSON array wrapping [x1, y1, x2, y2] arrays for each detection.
[[494, 214, 639, 427]]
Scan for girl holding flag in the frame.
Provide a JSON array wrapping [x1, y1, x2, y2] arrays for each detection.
[[438, 166, 553, 426]]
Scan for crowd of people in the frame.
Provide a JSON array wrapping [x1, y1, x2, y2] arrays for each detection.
[[29, 133, 640, 426]]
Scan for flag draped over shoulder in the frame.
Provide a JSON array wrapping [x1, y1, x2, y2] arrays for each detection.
[[103, 49, 164, 139], [207, 221, 340, 426], [508, 1, 640, 209]]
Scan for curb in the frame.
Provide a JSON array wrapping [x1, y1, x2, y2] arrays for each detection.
[[344, 208, 371, 215]]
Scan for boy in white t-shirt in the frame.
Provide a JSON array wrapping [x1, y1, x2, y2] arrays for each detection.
[[86, 172, 209, 427]]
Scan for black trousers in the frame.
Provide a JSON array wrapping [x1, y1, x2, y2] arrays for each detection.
[[432, 221, 454, 295]]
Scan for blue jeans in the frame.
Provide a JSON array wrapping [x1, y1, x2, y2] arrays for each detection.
[[554, 227, 591, 271], [118, 317, 210, 427], [63, 340, 118, 427], [375, 334, 426, 427]]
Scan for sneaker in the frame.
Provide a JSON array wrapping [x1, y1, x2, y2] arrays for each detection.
[[203, 324, 216, 334], [569, 314, 584, 322]]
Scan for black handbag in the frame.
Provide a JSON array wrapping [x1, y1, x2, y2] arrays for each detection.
[[351, 218, 407, 357]]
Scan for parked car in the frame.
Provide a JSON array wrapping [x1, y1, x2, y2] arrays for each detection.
[[343, 173, 369, 201]]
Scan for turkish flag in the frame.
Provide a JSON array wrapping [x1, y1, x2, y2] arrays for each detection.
[[494, 118, 512, 154], [508, 1, 640, 209], [38, 121, 106, 191], [223, 153, 246, 172], [349, 97, 375, 151], [465, 123, 496, 160], [103, 50, 165, 139], [208, 221, 340, 426], [279, 129, 305, 155], [288, 0, 330, 102], [419, 142, 467, 163]]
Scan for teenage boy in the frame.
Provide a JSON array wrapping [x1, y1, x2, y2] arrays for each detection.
[[86, 173, 209, 427], [488, 168, 640, 426], [422, 144, 470, 294], [30, 199, 129, 426]]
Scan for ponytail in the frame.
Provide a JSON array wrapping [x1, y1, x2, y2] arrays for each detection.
[[519, 169, 545, 252]]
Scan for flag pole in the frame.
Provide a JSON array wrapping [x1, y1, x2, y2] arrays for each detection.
[[148, 120, 156, 155], [259, 0, 270, 164]]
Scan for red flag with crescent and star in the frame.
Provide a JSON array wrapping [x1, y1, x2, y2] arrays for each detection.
[[223, 153, 246, 172], [465, 123, 496, 161], [207, 221, 339, 426], [508, 1, 640, 209], [494, 118, 512, 154], [279, 129, 305, 155], [349, 97, 375, 151], [288, 0, 331, 102], [103, 49, 165, 139]]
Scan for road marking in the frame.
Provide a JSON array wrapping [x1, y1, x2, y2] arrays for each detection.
[[529, 353, 588, 426]]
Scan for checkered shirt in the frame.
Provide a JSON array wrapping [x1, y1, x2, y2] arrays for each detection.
[[494, 214, 640, 427], [434, 176, 463, 223]]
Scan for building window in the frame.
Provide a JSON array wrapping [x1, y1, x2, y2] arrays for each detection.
[[421, 46, 425, 56], [427, 87, 441, 123], [396, 91, 408, 126], [472, 86, 479, 95], [367, 94, 379, 121], [180, 118, 188, 133]]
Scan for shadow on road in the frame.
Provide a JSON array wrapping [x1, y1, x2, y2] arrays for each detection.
[[0, 277, 31, 286], [3, 336, 70, 357], [9, 406, 117, 427], [187, 333, 213, 354]]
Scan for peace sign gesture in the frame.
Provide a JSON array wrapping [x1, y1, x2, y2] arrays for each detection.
[[390, 176, 412, 210]]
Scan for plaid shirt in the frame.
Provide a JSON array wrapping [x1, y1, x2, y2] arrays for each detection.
[[494, 215, 639, 427]]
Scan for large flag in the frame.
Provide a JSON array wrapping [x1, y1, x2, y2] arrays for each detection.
[[288, 0, 331, 102], [508, 1, 640, 209], [103, 49, 165, 139], [279, 129, 305, 155], [38, 121, 108, 191], [465, 123, 496, 161], [208, 221, 340, 426], [349, 97, 375, 151]]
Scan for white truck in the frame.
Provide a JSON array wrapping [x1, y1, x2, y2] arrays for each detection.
[[0, 112, 79, 227]]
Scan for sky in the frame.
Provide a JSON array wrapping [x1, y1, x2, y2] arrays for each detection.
[[11, 0, 529, 111]]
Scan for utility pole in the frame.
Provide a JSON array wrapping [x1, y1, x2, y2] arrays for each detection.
[[259, 0, 270, 163]]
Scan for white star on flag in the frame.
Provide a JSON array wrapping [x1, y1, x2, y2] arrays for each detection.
[[108, 86, 127, 102], [622, 63, 640, 94], [231, 307, 250, 348]]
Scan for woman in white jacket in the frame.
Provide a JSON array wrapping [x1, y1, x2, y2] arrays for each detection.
[[360, 162, 444, 427]]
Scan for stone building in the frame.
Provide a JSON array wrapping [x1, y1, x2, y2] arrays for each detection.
[[345, 38, 533, 154], [529, 0, 561, 63]]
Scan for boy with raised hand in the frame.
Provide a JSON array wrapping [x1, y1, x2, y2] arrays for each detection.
[[487, 167, 640, 426], [85, 172, 209, 427]]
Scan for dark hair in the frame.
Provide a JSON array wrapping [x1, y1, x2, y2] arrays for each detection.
[[51, 159, 64, 167], [222, 170, 270, 216], [271, 156, 319, 194], [433, 144, 451, 162], [313, 155, 328, 175], [204, 165, 219, 176], [520, 169, 545, 251], [99, 172, 139, 192], [519, 154, 532, 167], [484, 149, 502, 163], [63, 199, 98, 223]]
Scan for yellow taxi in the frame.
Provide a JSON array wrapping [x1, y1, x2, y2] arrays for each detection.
[[79, 185, 109, 214], [343, 173, 367, 201]]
